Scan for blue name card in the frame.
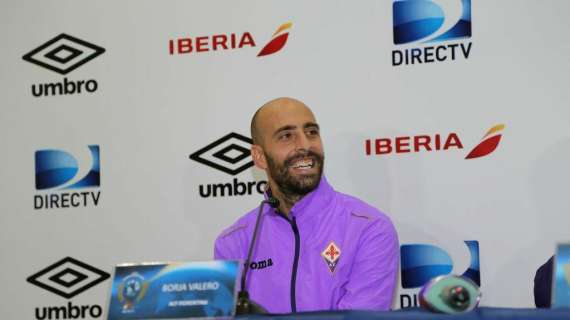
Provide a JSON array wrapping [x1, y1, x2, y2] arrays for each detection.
[[553, 244, 570, 308], [107, 260, 239, 319]]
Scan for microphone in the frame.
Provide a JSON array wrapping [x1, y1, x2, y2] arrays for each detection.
[[235, 196, 279, 315], [419, 275, 481, 314], [266, 196, 280, 209]]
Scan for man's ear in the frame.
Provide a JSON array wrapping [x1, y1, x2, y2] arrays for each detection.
[[251, 145, 268, 170]]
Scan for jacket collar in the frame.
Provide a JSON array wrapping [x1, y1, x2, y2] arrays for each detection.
[[265, 176, 334, 221]]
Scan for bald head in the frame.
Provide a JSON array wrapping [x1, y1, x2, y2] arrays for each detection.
[[250, 97, 315, 146]]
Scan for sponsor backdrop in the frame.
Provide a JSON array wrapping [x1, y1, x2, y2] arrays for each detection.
[[1, 0, 569, 318]]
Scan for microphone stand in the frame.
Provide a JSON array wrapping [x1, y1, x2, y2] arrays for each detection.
[[235, 197, 279, 315]]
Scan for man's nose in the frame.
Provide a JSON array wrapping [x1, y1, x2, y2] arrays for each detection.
[[295, 131, 311, 150]]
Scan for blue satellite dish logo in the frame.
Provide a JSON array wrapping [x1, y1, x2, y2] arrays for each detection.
[[400, 240, 480, 288], [35, 145, 100, 190], [393, 0, 471, 45]]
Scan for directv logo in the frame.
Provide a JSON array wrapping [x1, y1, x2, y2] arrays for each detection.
[[35, 145, 100, 190], [34, 145, 101, 210], [391, 0, 473, 66], [393, 0, 471, 44], [399, 241, 480, 307]]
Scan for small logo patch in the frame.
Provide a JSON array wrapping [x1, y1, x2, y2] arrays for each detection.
[[322, 241, 341, 273]]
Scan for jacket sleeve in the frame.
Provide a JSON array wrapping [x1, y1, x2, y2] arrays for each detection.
[[336, 216, 399, 311]]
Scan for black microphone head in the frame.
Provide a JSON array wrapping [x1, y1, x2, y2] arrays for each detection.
[[444, 285, 470, 311], [264, 184, 280, 208], [419, 275, 481, 314], [267, 197, 280, 208]]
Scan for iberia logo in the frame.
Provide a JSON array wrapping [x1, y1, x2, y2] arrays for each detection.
[[168, 22, 292, 57], [257, 22, 292, 57], [365, 124, 506, 159], [464, 124, 504, 159]]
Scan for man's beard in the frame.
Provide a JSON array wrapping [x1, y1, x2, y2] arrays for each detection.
[[265, 149, 324, 198]]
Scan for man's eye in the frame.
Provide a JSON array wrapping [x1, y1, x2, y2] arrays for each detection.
[[307, 128, 319, 136], [279, 133, 292, 140]]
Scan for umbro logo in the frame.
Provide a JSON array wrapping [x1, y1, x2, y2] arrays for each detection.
[[23, 34, 105, 75], [22, 33, 105, 97], [191, 132, 267, 198], [27, 257, 110, 299], [189, 132, 254, 176]]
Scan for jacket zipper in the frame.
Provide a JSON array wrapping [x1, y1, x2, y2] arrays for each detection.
[[277, 213, 301, 313]]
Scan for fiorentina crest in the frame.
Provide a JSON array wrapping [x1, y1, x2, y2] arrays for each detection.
[[321, 241, 341, 273]]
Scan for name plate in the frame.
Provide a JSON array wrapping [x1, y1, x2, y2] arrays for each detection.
[[107, 260, 239, 319], [553, 244, 570, 308]]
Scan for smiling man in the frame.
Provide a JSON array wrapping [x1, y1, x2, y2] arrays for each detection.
[[214, 97, 399, 313]]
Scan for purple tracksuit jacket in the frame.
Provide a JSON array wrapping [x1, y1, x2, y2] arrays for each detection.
[[214, 176, 399, 313]]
